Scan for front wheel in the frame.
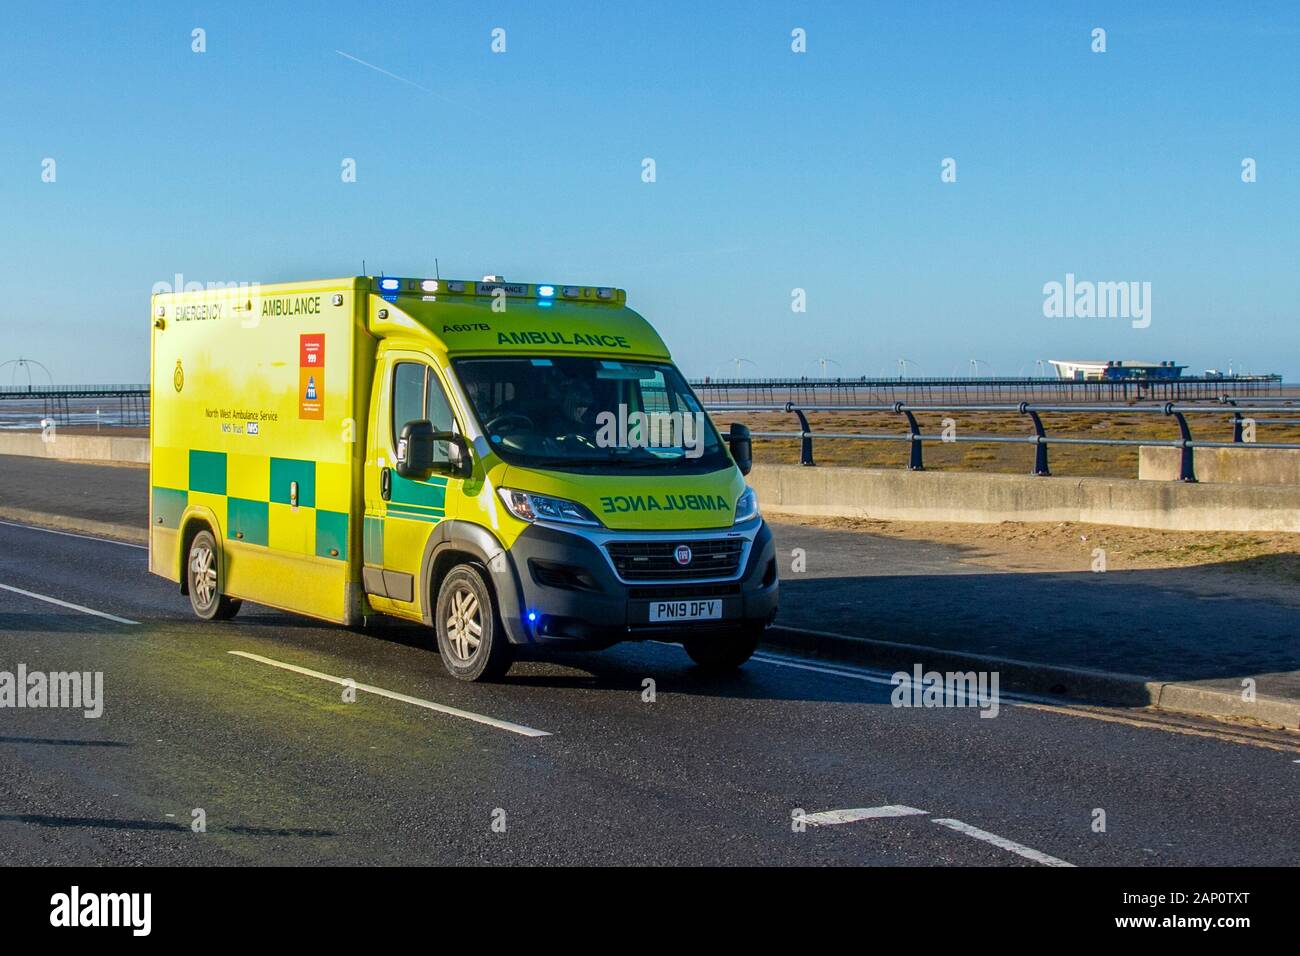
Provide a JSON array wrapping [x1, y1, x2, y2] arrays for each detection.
[[187, 529, 241, 621], [434, 564, 514, 681], [683, 624, 762, 672]]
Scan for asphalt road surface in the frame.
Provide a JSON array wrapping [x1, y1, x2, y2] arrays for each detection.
[[2, 519, 1299, 865]]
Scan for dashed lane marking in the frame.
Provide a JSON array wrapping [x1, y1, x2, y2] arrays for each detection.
[[802, 806, 929, 826], [932, 818, 1075, 867], [0, 582, 138, 625], [802, 801, 1075, 866], [227, 651, 552, 738]]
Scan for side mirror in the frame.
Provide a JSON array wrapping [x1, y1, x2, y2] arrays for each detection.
[[396, 420, 436, 479], [396, 420, 473, 480], [727, 422, 753, 476]]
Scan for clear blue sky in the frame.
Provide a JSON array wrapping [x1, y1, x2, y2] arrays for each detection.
[[2, 0, 1296, 383]]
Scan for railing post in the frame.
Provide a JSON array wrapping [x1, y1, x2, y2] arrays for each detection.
[[895, 402, 924, 470], [1166, 402, 1197, 482], [786, 402, 815, 466], [1020, 403, 1050, 476], [1223, 397, 1245, 443]]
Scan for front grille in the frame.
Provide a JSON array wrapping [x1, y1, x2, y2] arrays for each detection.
[[606, 538, 744, 581]]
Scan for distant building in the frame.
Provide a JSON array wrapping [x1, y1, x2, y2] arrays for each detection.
[[1048, 359, 1186, 381]]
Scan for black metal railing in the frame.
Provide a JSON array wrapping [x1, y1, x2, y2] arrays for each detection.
[[705, 399, 1300, 483], [691, 375, 1289, 405]]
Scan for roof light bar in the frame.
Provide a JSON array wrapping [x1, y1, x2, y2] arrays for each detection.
[[368, 277, 624, 302]]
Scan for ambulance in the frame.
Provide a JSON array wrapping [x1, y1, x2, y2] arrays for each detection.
[[149, 276, 778, 680]]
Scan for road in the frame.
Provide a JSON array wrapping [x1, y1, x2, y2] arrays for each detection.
[[2, 518, 1299, 865], [4, 454, 1298, 692]]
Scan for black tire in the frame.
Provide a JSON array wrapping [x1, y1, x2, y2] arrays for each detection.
[[186, 529, 242, 621], [433, 564, 514, 681], [683, 624, 762, 672]]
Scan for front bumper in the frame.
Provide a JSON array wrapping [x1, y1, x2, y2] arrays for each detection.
[[500, 519, 779, 647]]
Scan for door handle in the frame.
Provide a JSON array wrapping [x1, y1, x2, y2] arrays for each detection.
[[380, 467, 392, 501]]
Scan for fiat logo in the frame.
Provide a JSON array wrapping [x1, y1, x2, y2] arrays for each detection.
[[674, 544, 693, 566]]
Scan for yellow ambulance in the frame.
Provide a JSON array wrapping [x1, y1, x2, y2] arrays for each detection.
[[149, 276, 778, 680]]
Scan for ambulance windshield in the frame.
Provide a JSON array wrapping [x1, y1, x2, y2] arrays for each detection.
[[453, 357, 728, 472]]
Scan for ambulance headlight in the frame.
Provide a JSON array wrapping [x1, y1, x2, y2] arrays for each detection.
[[733, 486, 760, 524], [499, 488, 602, 527]]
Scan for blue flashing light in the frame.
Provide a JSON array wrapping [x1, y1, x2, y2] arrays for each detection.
[[537, 285, 555, 297], [527, 611, 537, 622], [380, 278, 400, 291]]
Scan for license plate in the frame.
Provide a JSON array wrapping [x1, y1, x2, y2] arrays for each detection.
[[649, 599, 722, 623]]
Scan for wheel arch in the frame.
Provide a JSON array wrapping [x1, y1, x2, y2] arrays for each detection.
[[419, 519, 530, 643], [177, 507, 223, 596]]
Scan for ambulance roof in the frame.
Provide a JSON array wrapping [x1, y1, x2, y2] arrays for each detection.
[[151, 276, 674, 363], [368, 276, 672, 362]]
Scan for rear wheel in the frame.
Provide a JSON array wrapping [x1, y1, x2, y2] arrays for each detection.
[[187, 529, 241, 621], [683, 624, 761, 672], [434, 564, 514, 681]]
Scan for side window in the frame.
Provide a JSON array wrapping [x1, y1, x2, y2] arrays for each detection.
[[391, 361, 459, 465], [425, 373, 455, 463], [392, 362, 427, 446], [425, 375, 454, 433]]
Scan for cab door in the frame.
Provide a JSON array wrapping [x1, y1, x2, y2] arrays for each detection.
[[363, 351, 463, 621]]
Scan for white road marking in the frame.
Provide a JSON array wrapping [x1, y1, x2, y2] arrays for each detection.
[[751, 649, 1300, 752], [751, 651, 902, 688], [803, 805, 929, 826], [0, 519, 147, 550], [0, 582, 138, 625], [932, 818, 1075, 867], [799, 799, 1075, 867], [754, 651, 1055, 710], [228, 651, 551, 738]]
